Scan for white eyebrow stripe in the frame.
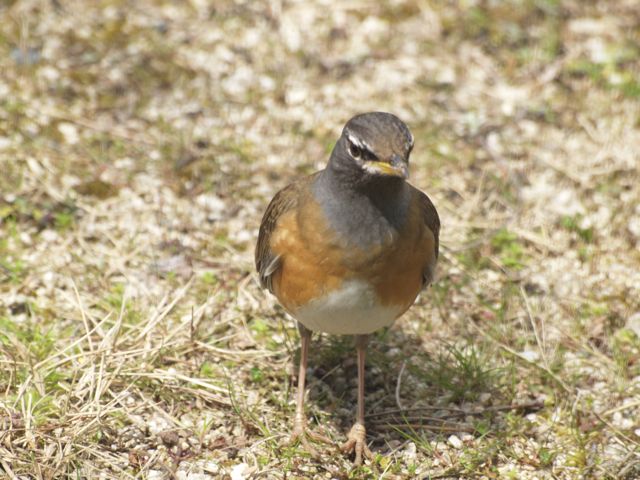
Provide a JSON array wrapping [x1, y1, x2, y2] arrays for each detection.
[[345, 131, 373, 153]]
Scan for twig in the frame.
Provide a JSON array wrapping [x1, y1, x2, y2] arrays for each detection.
[[395, 361, 406, 411], [520, 286, 549, 370], [370, 416, 473, 432], [603, 399, 640, 417], [0, 457, 18, 480], [593, 411, 640, 447], [133, 277, 194, 343], [617, 449, 640, 478], [71, 279, 94, 353], [195, 341, 285, 358], [366, 400, 545, 419], [374, 423, 475, 433]]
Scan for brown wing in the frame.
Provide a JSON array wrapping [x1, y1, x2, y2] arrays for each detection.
[[255, 177, 308, 292], [412, 186, 440, 286], [417, 189, 440, 258]]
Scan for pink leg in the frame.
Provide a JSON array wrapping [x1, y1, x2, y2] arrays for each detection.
[[289, 324, 331, 456], [340, 334, 374, 465]]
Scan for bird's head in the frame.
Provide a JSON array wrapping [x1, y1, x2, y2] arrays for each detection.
[[330, 112, 414, 182]]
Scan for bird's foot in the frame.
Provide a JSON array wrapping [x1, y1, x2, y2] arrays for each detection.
[[340, 422, 373, 466], [288, 416, 332, 458]]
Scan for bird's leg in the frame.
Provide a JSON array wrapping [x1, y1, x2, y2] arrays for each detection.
[[289, 324, 331, 456], [341, 334, 374, 465]]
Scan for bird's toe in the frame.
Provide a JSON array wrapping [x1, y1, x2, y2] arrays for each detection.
[[288, 419, 332, 458], [340, 422, 373, 466]]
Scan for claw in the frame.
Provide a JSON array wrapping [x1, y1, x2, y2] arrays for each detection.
[[288, 416, 332, 458], [340, 422, 373, 466]]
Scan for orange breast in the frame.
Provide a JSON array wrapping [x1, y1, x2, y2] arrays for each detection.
[[366, 196, 436, 316], [270, 198, 348, 311], [270, 194, 436, 319]]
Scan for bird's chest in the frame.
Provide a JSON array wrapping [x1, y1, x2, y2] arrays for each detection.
[[270, 198, 429, 334]]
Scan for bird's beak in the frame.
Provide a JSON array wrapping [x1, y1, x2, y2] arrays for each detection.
[[365, 155, 408, 179]]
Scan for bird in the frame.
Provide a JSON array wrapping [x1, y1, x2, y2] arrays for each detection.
[[255, 112, 440, 465]]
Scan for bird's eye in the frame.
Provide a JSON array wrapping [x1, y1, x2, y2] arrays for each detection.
[[349, 143, 362, 159]]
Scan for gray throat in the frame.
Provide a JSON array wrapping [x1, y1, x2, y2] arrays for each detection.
[[312, 165, 411, 248]]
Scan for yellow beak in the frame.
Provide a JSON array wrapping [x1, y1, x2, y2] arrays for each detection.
[[366, 161, 408, 179]]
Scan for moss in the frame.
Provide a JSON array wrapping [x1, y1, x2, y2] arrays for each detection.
[[491, 229, 527, 270]]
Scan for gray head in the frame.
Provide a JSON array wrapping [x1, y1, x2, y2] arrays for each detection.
[[328, 112, 414, 183]]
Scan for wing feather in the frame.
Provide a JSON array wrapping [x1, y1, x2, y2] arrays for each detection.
[[414, 187, 440, 286], [255, 180, 302, 292]]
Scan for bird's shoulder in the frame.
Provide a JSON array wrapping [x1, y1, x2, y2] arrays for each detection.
[[255, 172, 319, 291]]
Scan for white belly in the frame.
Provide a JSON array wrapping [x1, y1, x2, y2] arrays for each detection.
[[293, 279, 402, 335]]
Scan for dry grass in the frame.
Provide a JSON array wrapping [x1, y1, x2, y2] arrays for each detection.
[[1, 0, 640, 478]]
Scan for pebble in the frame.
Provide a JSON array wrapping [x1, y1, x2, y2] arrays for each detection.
[[403, 441, 417, 462], [626, 312, 640, 337], [230, 463, 249, 480], [448, 434, 463, 449]]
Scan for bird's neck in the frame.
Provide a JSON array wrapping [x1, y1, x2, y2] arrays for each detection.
[[324, 155, 406, 199], [313, 164, 410, 247]]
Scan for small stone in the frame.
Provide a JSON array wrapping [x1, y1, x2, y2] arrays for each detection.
[[58, 122, 80, 144], [230, 463, 249, 480], [147, 414, 172, 435], [479, 392, 492, 404], [187, 474, 213, 480], [403, 441, 417, 462], [520, 350, 540, 362], [626, 313, 640, 338], [387, 347, 401, 357], [159, 430, 179, 446], [147, 471, 165, 480], [448, 434, 463, 449]]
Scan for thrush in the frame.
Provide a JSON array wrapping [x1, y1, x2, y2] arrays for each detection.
[[255, 112, 440, 465]]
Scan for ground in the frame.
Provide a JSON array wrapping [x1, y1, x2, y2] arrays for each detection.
[[1, 0, 640, 479]]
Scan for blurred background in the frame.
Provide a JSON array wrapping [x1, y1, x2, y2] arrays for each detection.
[[1, 0, 639, 478]]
